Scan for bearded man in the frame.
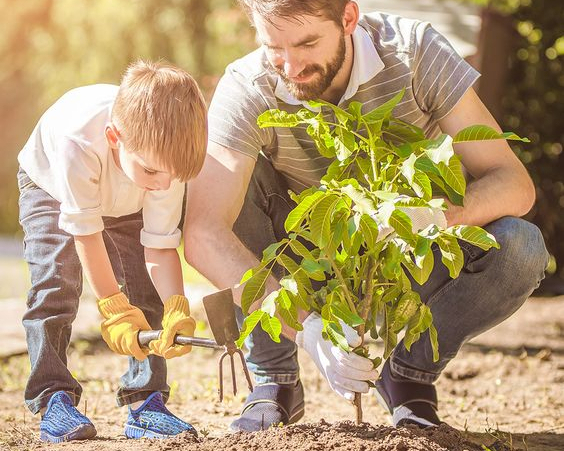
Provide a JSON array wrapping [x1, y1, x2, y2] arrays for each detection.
[[183, 0, 548, 431]]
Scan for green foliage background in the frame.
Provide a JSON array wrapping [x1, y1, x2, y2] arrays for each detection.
[[0, 0, 255, 236], [457, 0, 564, 280]]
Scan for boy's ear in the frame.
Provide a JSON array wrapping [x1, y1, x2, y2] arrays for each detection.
[[105, 123, 120, 149]]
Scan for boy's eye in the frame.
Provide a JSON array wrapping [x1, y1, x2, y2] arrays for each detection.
[[143, 168, 157, 175]]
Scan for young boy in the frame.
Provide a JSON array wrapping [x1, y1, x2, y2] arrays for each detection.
[[17, 60, 208, 442]]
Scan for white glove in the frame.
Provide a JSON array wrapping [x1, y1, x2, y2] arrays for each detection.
[[295, 312, 378, 402], [400, 207, 447, 232]]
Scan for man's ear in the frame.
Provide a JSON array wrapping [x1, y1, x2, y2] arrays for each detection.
[[342, 1, 360, 36], [105, 122, 120, 149]]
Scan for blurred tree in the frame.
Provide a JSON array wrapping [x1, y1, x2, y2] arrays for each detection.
[[0, 0, 255, 236], [455, 0, 564, 291]]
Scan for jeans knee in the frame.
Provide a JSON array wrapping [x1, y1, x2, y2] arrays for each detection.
[[487, 217, 549, 286]]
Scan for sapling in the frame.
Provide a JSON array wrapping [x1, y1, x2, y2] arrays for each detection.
[[235, 90, 528, 423]]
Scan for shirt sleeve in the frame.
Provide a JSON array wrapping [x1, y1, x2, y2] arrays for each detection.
[[207, 67, 272, 160], [141, 179, 185, 249], [411, 23, 480, 121], [55, 137, 104, 236]]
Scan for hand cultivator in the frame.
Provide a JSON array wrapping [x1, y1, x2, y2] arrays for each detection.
[[138, 288, 253, 401]]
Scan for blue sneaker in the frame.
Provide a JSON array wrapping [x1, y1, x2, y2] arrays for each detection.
[[124, 392, 197, 439], [39, 391, 97, 443]]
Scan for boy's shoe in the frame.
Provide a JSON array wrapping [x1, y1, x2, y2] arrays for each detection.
[[39, 391, 97, 443], [124, 392, 197, 439]]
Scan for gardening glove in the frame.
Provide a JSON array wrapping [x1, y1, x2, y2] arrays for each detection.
[[97, 292, 151, 361], [400, 207, 447, 232], [149, 295, 196, 359], [295, 312, 379, 403]]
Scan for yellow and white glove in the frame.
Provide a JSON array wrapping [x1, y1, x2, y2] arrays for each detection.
[[97, 292, 151, 361], [149, 295, 196, 359]]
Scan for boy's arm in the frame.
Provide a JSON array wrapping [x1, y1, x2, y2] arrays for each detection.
[[74, 232, 150, 360], [74, 232, 120, 298], [144, 247, 184, 301]]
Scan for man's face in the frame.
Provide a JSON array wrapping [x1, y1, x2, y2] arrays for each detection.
[[253, 12, 346, 101]]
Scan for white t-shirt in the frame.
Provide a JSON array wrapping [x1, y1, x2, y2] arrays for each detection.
[[18, 84, 184, 249]]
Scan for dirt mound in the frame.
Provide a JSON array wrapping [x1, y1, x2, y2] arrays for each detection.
[[152, 420, 481, 451]]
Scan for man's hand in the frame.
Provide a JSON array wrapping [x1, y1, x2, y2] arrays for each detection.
[[295, 312, 378, 402], [97, 292, 151, 361], [149, 295, 196, 359]]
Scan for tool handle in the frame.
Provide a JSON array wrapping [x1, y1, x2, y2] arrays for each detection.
[[138, 331, 223, 350]]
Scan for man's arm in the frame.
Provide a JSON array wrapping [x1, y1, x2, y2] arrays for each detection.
[[183, 142, 305, 340], [439, 88, 535, 227]]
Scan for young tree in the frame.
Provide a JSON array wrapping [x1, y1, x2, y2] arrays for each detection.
[[236, 91, 527, 422]]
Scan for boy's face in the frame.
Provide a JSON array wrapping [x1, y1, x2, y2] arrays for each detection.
[[253, 12, 346, 101], [115, 142, 173, 191]]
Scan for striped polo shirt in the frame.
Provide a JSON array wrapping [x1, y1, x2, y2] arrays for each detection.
[[208, 12, 480, 193]]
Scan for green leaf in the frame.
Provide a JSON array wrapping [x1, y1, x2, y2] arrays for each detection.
[[429, 324, 439, 362], [437, 155, 466, 196], [310, 195, 340, 248], [437, 235, 464, 278], [241, 266, 271, 314], [390, 291, 421, 332], [382, 243, 403, 280], [453, 125, 530, 143], [324, 322, 351, 352], [301, 258, 326, 281], [412, 172, 432, 200], [262, 240, 288, 262], [400, 153, 417, 184], [362, 89, 405, 123], [235, 310, 265, 347], [424, 134, 454, 165], [257, 110, 300, 128], [331, 301, 364, 327], [288, 240, 315, 261], [447, 225, 500, 250], [285, 191, 324, 232], [335, 129, 355, 161], [260, 315, 282, 343], [341, 184, 376, 215], [389, 209, 415, 244], [280, 277, 299, 295], [260, 290, 279, 316], [277, 294, 303, 331], [403, 250, 434, 285], [383, 118, 426, 143], [379, 306, 398, 359]]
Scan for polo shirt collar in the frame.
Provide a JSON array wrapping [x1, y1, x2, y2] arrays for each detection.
[[274, 23, 384, 108]]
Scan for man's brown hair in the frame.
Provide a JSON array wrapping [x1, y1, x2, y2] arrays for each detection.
[[112, 60, 207, 182], [238, 0, 349, 26]]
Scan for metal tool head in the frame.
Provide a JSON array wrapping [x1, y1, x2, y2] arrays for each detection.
[[202, 288, 240, 346]]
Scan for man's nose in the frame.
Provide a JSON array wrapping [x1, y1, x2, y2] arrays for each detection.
[[282, 51, 305, 79]]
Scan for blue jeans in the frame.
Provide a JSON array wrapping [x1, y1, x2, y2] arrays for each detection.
[[233, 156, 549, 385], [17, 168, 169, 414]]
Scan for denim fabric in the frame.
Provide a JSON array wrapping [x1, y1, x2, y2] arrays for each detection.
[[232, 156, 549, 385], [17, 167, 169, 414]]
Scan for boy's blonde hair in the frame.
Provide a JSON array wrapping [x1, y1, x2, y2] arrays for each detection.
[[112, 60, 207, 182]]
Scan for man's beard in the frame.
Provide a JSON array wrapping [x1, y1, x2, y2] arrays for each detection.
[[271, 35, 346, 101]]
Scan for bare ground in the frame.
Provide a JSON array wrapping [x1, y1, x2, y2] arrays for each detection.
[[1, 296, 563, 451]]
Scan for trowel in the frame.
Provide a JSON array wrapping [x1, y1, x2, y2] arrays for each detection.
[[138, 288, 253, 401]]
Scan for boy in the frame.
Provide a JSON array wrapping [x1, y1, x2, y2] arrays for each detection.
[[17, 60, 207, 442]]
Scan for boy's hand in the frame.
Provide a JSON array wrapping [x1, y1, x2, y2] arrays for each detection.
[[295, 312, 378, 402], [97, 292, 151, 361], [149, 295, 196, 359]]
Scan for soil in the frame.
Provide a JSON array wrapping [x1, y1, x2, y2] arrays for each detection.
[[1, 296, 563, 451]]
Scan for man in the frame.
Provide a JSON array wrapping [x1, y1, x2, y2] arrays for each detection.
[[184, 0, 548, 431]]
